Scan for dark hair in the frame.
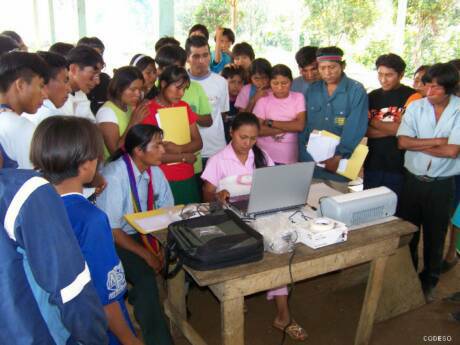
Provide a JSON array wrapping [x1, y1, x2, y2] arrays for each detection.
[[0, 52, 49, 93], [77, 36, 105, 54], [231, 112, 267, 168], [422, 63, 459, 95], [185, 35, 210, 57], [221, 65, 246, 80], [270, 64, 293, 81], [130, 54, 156, 72], [295, 46, 318, 68], [156, 45, 187, 68], [375, 53, 406, 75], [49, 42, 75, 56], [232, 42, 255, 61], [250, 58, 272, 78], [316, 46, 345, 66], [30, 116, 103, 184], [0, 35, 19, 56], [154, 36, 180, 53], [107, 66, 144, 102], [215, 28, 235, 44], [67, 45, 104, 69], [188, 24, 209, 40], [448, 59, 460, 72], [158, 65, 190, 91], [36, 51, 68, 80], [1, 31, 24, 46], [414, 65, 430, 76], [111, 124, 163, 161]]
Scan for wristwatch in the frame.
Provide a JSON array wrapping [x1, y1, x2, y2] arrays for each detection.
[[267, 119, 273, 128]]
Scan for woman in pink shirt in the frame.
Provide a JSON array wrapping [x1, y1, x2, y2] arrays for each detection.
[[253, 64, 306, 164], [201, 112, 307, 341]]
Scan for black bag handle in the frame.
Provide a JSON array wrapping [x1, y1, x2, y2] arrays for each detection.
[[162, 237, 184, 279]]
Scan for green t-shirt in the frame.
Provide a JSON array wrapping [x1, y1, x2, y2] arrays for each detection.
[[99, 101, 132, 160], [183, 81, 212, 173]]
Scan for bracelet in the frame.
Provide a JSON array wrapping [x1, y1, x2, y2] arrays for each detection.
[[181, 156, 186, 163]]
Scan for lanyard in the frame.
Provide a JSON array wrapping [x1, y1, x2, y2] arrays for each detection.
[[122, 153, 155, 212]]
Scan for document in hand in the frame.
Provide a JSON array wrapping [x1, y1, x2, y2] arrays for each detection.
[[306, 130, 368, 180], [155, 107, 191, 145]]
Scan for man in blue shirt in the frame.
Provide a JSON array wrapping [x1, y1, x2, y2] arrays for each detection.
[[30, 116, 142, 344], [97, 124, 174, 345], [291, 46, 320, 96], [397, 63, 460, 301], [0, 169, 108, 344], [298, 46, 368, 192]]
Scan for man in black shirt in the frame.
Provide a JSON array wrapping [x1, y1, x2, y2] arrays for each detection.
[[364, 53, 421, 211]]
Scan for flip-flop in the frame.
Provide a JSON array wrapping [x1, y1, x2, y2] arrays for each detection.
[[443, 291, 460, 304], [273, 320, 308, 342]]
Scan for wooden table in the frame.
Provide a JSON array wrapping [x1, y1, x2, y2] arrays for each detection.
[[164, 219, 417, 345]]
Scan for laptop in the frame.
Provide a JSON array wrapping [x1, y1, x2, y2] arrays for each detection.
[[228, 162, 315, 218]]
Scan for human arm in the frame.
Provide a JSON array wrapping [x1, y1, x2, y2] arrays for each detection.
[[202, 181, 230, 203], [240, 88, 269, 113], [268, 111, 306, 132], [367, 119, 400, 137], [184, 82, 213, 128], [195, 114, 213, 127], [105, 302, 143, 345], [213, 27, 223, 65], [161, 123, 203, 164], [421, 144, 460, 158]]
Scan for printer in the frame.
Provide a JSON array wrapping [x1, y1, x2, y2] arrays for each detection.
[[318, 187, 397, 227]]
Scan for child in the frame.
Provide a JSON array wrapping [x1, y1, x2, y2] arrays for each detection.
[[235, 58, 271, 113], [253, 64, 306, 164], [130, 54, 158, 99], [211, 27, 235, 73], [232, 41, 255, 73], [154, 36, 180, 53], [30, 116, 140, 345], [142, 65, 203, 204], [221, 65, 245, 142], [0, 51, 48, 169], [188, 23, 209, 40], [97, 66, 149, 159]]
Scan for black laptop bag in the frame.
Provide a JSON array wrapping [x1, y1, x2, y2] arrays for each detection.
[[163, 209, 264, 277]]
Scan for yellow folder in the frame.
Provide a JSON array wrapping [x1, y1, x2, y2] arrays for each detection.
[[320, 130, 368, 180], [156, 107, 191, 145], [124, 205, 184, 234]]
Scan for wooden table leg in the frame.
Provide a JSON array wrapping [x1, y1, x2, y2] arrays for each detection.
[[167, 269, 186, 336], [354, 256, 389, 345], [221, 296, 244, 345]]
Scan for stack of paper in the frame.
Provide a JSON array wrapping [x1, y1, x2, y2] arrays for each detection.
[[155, 107, 191, 145], [306, 130, 368, 180]]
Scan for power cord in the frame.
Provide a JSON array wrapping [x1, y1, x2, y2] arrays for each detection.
[[279, 245, 297, 345]]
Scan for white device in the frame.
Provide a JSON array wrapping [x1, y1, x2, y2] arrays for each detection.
[[319, 187, 397, 226]]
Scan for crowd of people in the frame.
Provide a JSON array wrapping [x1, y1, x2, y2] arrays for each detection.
[[0, 22, 459, 344]]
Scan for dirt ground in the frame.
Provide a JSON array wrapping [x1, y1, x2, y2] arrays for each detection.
[[168, 241, 460, 345]]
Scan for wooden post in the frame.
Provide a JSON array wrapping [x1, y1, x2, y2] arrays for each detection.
[[221, 296, 244, 345], [167, 269, 186, 336], [355, 256, 389, 345], [48, 0, 56, 44], [77, 0, 87, 38]]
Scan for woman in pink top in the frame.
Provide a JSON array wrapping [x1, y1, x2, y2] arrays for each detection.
[[253, 64, 306, 164], [201, 112, 307, 341]]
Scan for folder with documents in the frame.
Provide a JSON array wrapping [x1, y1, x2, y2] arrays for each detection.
[[124, 206, 184, 234], [155, 107, 191, 145], [306, 130, 368, 180]]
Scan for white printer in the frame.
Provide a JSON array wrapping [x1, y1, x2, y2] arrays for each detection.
[[319, 187, 397, 227]]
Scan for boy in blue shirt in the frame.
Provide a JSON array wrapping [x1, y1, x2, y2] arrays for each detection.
[[30, 116, 142, 345]]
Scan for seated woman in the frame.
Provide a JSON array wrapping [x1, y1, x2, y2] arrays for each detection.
[[130, 54, 158, 99], [253, 64, 306, 165], [201, 112, 307, 341], [96, 66, 150, 160], [142, 65, 203, 205], [96, 124, 174, 345]]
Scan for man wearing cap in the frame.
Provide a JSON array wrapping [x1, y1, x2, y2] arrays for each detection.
[[298, 46, 368, 192]]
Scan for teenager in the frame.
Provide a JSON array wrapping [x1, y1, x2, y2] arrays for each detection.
[[221, 65, 245, 142], [97, 124, 174, 345], [96, 66, 149, 160], [232, 42, 255, 73], [0, 51, 48, 169], [31, 116, 141, 345], [130, 54, 158, 99], [291, 46, 320, 95], [201, 112, 307, 341]]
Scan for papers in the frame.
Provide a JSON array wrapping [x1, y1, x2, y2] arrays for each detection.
[[306, 130, 368, 180], [124, 206, 184, 234], [155, 107, 191, 145]]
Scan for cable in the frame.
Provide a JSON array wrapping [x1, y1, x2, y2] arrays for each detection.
[[279, 245, 297, 345]]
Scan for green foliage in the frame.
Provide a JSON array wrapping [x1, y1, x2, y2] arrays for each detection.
[[193, 0, 231, 31], [303, 0, 378, 46], [353, 39, 392, 69]]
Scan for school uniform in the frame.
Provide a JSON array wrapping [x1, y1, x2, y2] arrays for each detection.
[[59, 90, 95, 122], [0, 170, 107, 344]]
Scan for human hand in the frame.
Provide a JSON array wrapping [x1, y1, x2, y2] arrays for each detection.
[[216, 190, 230, 204], [92, 173, 107, 196], [321, 155, 341, 173], [182, 153, 197, 164], [216, 26, 224, 40], [253, 87, 269, 102], [163, 141, 182, 154], [142, 250, 162, 274], [130, 100, 150, 124]]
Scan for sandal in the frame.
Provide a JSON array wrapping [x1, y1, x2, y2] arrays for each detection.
[[273, 320, 308, 341]]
